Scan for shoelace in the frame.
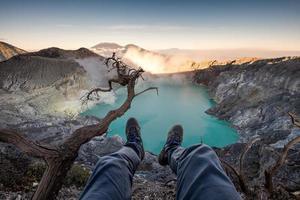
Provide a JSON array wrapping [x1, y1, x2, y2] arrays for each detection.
[[167, 134, 181, 145], [128, 127, 140, 142]]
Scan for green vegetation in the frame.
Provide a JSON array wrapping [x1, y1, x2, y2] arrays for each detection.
[[65, 164, 91, 187]]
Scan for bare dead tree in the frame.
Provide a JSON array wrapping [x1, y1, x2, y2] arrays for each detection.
[[226, 60, 236, 66], [221, 112, 300, 199], [264, 112, 300, 194], [221, 158, 248, 194], [209, 60, 217, 67], [84, 52, 149, 100], [220, 137, 260, 195], [288, 112, 300, 127], [264, 136, 300, 193], [238, 137, 260, 193], [0, 53, 158, 200]]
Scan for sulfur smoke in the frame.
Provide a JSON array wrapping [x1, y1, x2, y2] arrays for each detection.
[[55, 57, 118, 116], [57, 48, 200, 116], [123, 45, 195, 74]]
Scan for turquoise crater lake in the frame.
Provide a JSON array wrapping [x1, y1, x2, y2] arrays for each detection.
[[82, 78, 238, 154]]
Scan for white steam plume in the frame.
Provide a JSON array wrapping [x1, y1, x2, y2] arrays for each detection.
[[75, 57, 117, 87], [123, 46, 195, 74], [53, 57, 118, 116]]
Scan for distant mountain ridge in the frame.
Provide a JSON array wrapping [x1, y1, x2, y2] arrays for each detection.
[[92, 42, 122, 49], [27, 47, 99, 59], [91, 42, 300, 63], [157, 48, 300, 61], [0, 46, 112, 118], [0, 47, 106, 92], [0, 41, 27, 62], [90, 42, 154, 57], [90, 42, 260, 73], [91, 42, 125, 57]]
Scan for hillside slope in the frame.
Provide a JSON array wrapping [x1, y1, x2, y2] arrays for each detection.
[[194, 57, 300, 199], [0, 47, 106, 92], [0, 47, 110, 126], [0, 41, 26, 62], [0, 55, 86, 92], [0, 54, 299, 199], [195, 57, 300, 141]]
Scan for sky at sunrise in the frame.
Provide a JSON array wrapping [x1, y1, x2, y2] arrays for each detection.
[[0, 0, 299, 51]]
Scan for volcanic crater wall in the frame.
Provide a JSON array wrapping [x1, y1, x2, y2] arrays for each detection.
[[195, 57, 300, 143]]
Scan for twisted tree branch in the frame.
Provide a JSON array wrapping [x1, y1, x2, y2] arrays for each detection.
[[239, 137, 260, 192], [220, 159, 248, 194], [0, 129, 59, 158], [134, 87, 158, 97], [265, 135, 300, 192], [265, 112, 300, 193], [0, 53, 157, 200]]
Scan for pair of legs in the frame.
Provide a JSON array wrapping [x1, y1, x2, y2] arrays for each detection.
[[80, 118, 241, 200]]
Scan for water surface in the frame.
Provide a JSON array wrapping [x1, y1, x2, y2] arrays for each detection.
[[82, 78, 238, 154]]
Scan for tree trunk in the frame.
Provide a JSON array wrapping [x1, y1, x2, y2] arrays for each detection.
[[0, 55, 158, 199], [32, 155, 77, 200]]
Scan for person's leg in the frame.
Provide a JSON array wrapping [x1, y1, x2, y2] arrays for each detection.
[[170, 144, 241, 200], [159, 125, 241, 200], [79, 146, 140, 200], [80, 118, 144, 200]]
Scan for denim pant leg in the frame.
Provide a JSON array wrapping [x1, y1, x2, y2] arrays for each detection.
[[169, 144, 241, 200], [80, 146, 141, 200]]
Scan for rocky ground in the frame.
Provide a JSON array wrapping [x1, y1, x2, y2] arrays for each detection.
[[0, 47, 177, 199], [0, 50, 299, 199], [195, 57, 300, 199], [195, 57, 299, 143]]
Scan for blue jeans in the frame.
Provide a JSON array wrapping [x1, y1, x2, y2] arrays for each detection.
[[80, 144, 241, 200]]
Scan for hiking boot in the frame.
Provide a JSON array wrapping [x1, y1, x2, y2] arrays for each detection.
[[158, 125, 183, 166], [125, 117, 145, 160]]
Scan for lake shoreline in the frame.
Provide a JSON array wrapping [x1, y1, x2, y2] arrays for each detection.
[[0, 55, 299, 199], [82, 78, 239, 154]]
